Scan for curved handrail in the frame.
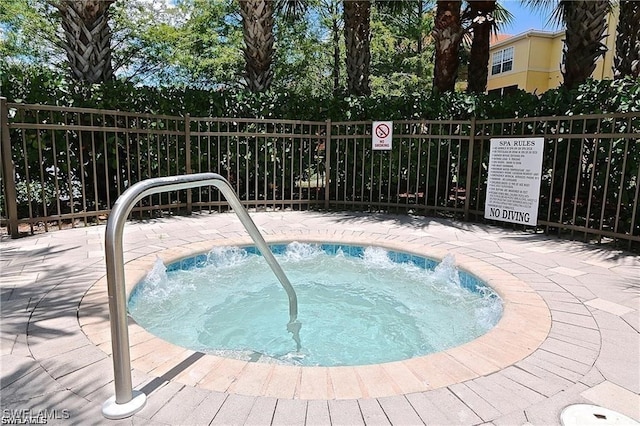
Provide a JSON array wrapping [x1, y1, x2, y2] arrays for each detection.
[[102, 173, 299, 419]]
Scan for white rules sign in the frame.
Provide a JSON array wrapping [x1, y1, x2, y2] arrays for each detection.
[[484, 137, 544, 226]]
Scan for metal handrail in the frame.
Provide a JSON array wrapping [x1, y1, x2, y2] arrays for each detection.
[[102, 173, 299, 419]]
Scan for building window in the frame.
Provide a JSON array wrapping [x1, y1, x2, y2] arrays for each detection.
[[491, 47, 514, 75], [488, 85, 519, 96]]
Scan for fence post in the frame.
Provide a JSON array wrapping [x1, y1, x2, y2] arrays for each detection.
[[464, 117, 476, 221], [185, 114, 192, 215], [324, 119, 331, 210], [0, 97, 19, 238]]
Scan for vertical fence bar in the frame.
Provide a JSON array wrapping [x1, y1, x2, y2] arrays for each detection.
[[113, 114, 122, 201], [435, 126, 442, 206], [63, 111, 76, 227], [0, 98, 19, 238], [545, 127, 559, 234], [444, 125, 453, 210], [424, 128, 432, 208], [464, 118, 475, 221], [36, 111, 49, 232], [629, 156, 640, 250], [395, 126, 402, 206], [570, 133, 585, 236], [185, 114, 192, 214], [613, 138, 630, 237], [102, 112, 111, 209], [599, 139, 615, 241], [79, 112, 88, 226], [50, 117, 61, 228], [90, 114, 100, 217], [17, 124, 33, 235]]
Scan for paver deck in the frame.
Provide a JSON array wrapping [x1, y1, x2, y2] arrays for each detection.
[[1, 211, 639, 425]]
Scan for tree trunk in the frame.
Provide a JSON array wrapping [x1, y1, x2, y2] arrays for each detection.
[[562, 0, 610, 89], [239, 0, 275, 92], [614, 0, 640, 79], [331, 2, 341, 94], [466, 0, 496, 94], [432, 1, 463, 94], [343, 0, 371, 96], [55, 0, 115, 84]]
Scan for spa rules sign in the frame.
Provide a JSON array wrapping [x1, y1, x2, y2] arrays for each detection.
[[485, 137, 544, 226]]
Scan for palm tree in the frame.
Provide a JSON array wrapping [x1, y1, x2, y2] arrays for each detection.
[[562, 0, 611, 89], [239, 0, 276, 92], [343, 0, 372, 95], [53, 0, 116, 84], [525, 0, 612, 90], [239, 0, 308, 92], [465, 1, 495, 93], [432, 1, 464, 94], [465, 1, 512, 94], [614, 0, 640, 79], [465, 1, 496, 94]]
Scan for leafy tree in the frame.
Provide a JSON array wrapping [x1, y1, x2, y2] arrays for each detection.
[[343, 0, 433, 96], [0, 0, 60, 66], [614, 0, 640, 79], [166, 0, 243, 88], [1, 0, 195, 85], [370, 0, 435, 94], [271, 9, 333, 96]]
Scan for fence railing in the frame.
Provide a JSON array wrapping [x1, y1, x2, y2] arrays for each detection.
[[2, 98, 638, 249]]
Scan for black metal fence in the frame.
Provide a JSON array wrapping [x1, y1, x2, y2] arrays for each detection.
[[2, 98, 638, 248]]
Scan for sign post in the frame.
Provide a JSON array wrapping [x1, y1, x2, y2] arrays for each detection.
[[372, 121, 393, 150], [484, 137, 544, 226]]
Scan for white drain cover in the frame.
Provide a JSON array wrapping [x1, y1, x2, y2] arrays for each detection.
[[561, 404, 639, 426]]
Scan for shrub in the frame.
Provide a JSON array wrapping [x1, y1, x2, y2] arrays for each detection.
[[3, 63, 638, 120]]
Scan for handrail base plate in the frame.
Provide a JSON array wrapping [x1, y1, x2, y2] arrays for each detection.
[[102, 390, 146, 420]]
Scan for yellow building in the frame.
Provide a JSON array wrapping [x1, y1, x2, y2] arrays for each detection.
[[487, 10, 618, 95]]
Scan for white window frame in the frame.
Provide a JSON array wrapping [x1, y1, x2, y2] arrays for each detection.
[[491, 46, 514, 75]]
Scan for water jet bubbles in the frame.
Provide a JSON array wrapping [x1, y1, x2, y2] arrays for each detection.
[[283, 242, 323, 261], [206, 246, 248, 269], [146, 257, 168, 285], [362, 246, 395, 269]]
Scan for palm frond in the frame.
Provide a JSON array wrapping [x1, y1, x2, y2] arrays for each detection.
[[375, 0, 414, 16], [521, 0, 563, 27], [276, 0, 308, 21], [492, 2, 513, 34]]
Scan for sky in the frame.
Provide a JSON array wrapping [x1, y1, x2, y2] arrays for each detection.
[[498, 1, 562, 36]]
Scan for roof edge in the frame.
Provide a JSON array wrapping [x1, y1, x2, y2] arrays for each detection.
[[491, 29, 565, 49]]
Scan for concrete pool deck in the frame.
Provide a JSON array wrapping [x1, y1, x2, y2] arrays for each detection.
[[1, 211, 639, 425]]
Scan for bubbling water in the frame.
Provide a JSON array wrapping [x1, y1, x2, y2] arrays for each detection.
[[128, 243, 502, 366]]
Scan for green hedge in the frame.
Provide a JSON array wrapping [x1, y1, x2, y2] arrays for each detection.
[[2, 63, 639, 120]]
